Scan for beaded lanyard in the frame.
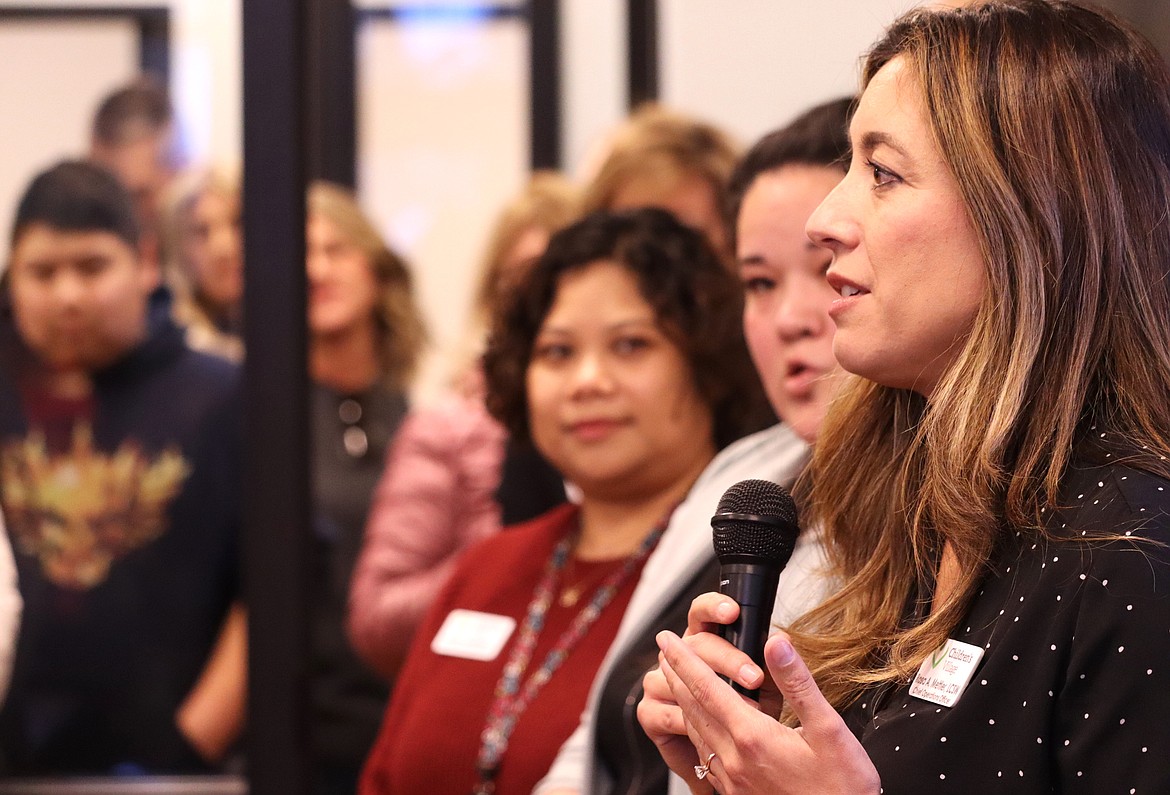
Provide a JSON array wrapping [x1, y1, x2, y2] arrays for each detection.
[[472, 516, 668, 795]]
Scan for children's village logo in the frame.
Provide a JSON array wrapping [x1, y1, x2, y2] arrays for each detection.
[[0, 424, 191, 590]]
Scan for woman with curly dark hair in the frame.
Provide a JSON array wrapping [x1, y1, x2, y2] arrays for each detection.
[[359, 207, 767, 794]]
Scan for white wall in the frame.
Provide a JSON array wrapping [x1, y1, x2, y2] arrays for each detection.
[[0, 0, 241, 260], [560, 0, 627, 181], [0, 17, 138, 251], [658, 0, 921, 145], [169, 0, 242, 170], [355, 11, 530, 403], [558, 0, 921, 174], [0, 0, 241, 167]]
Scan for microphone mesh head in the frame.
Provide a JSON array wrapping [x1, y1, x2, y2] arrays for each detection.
[[712, 479, 799, 563]]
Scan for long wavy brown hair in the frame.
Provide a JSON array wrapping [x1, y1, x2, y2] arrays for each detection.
[[308, 181, 427, 390], [790, 0, 1170, 712]]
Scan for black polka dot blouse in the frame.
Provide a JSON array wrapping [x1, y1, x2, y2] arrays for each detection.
[[841, 455, 1170, 794]]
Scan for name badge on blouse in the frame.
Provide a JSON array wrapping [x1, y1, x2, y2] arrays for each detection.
[[431, 609, 516, 661], [908, 638, 984, 707]]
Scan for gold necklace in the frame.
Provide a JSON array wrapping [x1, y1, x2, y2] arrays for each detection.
[[558, 558, 585, 608], [558, 558, 612, 608], [559, 586, 583, 608]]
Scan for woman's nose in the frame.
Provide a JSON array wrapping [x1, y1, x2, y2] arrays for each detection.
[[776, 284, 825, 342], [210, 223, 240, 259], [805, 179, 853, 253], [569, 350, 615, 396], [305, 249, 326, 281]]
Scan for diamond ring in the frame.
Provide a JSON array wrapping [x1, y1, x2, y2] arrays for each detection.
[[694, 752, 717, 780]]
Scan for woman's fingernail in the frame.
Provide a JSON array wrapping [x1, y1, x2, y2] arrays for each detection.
[[739, 663, 762, 686], [772, 637, 795, 666], [716, 601, 736, 622], [656, 630, 672, 650]]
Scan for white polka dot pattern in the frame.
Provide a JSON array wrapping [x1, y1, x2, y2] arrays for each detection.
[[842, 460, 1170, 793]]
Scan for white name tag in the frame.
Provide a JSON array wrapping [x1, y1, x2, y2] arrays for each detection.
[[430, 609, 516, 661], [908, 638, 984, 708]]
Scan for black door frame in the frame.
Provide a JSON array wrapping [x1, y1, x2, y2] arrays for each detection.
[[242, 3, 563, 791]]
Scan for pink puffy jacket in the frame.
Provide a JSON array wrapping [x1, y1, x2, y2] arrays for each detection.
[[347, 394, 506, 679]]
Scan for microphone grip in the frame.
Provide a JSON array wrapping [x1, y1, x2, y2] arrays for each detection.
[[717, 562, 781, 699]]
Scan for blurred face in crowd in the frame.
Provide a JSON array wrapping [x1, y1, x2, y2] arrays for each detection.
[[8, 223, 157, 371], [526, 260, 715, 500], [181, 187, 243, 314], [738, 164, 845, 443], [306, 212, 380, 339], [91, 125, 175, 234], [610, 174, 728, 257], [806, 57, 986, 397]]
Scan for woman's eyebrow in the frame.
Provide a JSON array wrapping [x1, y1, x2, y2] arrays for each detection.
[[856, 129, 911, 160]]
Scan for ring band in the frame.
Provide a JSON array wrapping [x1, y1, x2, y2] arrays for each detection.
[[694, 752, 717, 780]]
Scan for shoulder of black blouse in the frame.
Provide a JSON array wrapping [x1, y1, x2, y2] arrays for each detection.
[[1037, 456, 1170, 594], [1057, 455, 1170, 529]]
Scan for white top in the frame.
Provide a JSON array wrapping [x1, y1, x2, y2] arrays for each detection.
[[534, 423, 832, 795]]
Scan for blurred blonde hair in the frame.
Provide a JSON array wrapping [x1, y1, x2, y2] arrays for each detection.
[[161, 165, 239, 300], [581, 104, 738, 247], [446, 171, 578, 392], [469, 171, 579, 331], [307, 181, 427, 390], [160, 165, 243, 361]]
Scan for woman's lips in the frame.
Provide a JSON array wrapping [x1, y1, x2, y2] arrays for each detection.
[[826, 272, 869, 319], [567, 418, 625, 442], [782, 362, 827, 398], [828, 295, 862, 319]]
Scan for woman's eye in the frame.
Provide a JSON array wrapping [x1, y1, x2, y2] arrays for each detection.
[[866, 159, 899, 189], [742, 276, 776, 295], [533, 342, 572, 362], [613, 336, 650, 355]]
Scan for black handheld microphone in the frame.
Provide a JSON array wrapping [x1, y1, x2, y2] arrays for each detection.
[[711, 478, 801, 699]]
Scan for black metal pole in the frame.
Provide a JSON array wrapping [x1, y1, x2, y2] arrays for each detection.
[[627, 0, 658, 108], [242, 0, 312, 791], [136, 8, 170, 81], [529, 0, 561, 170], [307, 0, 357, 187]]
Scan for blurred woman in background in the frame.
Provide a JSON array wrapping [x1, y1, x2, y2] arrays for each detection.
[[161, 166, 243, 360], [347, 172, 578, 687], [582, 104, 739, 260], [305, 180, 427, 795]]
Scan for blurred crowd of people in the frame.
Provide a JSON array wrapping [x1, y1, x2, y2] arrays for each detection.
[[0, 70, 788, 789], [3, 2, 1170, 793]]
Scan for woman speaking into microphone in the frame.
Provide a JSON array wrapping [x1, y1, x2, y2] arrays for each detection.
[[639, 1, 1170, 793]]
